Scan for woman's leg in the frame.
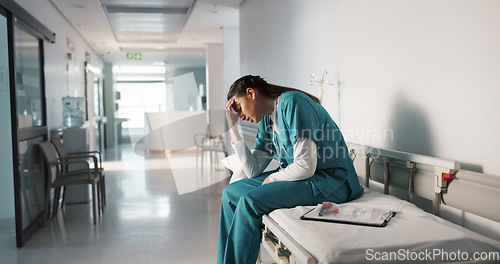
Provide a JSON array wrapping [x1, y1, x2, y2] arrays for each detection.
[[221, 179, 349, 264], [217, 174, 268, 264]]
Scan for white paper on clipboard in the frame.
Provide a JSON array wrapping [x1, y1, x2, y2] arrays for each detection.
[[301, 202, 396, 227]]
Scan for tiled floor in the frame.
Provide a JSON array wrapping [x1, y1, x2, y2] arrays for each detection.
[[0, 143, 231, 264]]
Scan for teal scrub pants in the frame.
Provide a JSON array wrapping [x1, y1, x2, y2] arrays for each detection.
[[217, 170, 350, 264]]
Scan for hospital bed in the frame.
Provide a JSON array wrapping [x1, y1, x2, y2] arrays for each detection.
[[257, 143, 500, 264]]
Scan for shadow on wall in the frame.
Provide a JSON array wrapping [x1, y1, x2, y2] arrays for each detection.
[[386, 90, 435, 157], [386, 90, 484, 174]]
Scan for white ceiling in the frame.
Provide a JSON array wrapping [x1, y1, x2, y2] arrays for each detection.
[[49, 0, 242, 68]]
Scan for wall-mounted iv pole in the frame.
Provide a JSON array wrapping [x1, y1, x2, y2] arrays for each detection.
[[310, 71, 341, 126]]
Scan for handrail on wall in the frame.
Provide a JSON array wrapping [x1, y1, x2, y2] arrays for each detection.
[[347, 142, 460, 216], [348, 142, 459, 171]]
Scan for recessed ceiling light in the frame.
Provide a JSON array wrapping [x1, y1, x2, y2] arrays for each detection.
[[72, 4, 85, 9], [140, 35, 164, 39]]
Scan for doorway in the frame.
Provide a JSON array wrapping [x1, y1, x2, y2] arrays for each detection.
[[115, 81, 167, 143]]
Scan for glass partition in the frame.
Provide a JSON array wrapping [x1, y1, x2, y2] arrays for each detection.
[[14, 24, 43, 128], [18, 137, 45, 229]]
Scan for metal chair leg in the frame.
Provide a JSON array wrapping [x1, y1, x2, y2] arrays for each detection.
[[92, 183, 97, 225], [101, 173, 106, 206], [97, 181, 102, 215]]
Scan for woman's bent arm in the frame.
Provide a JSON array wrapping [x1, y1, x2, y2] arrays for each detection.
[[232, 139, 273, 178], [268, 138, 317, 182]]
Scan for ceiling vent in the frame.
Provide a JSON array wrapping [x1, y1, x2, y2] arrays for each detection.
[[105, 6, 190, 14], [102, 0, 195, 41]]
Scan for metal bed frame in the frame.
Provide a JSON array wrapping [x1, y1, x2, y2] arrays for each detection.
[[257, 142, 500, 264]]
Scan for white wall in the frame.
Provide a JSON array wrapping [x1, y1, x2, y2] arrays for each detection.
[[104, 63, 115, 148], [240, 0, 500, 176], [223, 27, 241, 99], [206, 43, 225, 111], [206, 43, 225, 136], [240, 1, 337, 92], [15, 0, 105, 133], [222, 27, 241, 151], [334, 0, 500, 175], [240, 0, 500, 239]]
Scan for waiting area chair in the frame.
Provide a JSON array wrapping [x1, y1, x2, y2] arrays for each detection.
[[194, 134, 227, 172], [51, 138, 106, 206], [39, 141, 103, 225]]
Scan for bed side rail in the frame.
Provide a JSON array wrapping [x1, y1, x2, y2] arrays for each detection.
[[348, 142, 459, 216], [348, 142, 500, 223], [260, 215, 315, 264]]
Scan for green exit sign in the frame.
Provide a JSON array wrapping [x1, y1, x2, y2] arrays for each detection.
[[126, 53, 142, 60]]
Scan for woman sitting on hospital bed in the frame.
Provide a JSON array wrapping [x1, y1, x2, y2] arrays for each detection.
[[217, 75, 364, 264]]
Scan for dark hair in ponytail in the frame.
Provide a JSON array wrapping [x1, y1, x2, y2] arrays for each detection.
[[227, 75, 321, 104]]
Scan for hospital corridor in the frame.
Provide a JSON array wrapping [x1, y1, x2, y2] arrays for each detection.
[[1, 143, 227, 263], [1, 0, 500, 263]]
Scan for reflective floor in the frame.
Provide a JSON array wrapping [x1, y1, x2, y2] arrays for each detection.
[[0, 143, 231, 264]]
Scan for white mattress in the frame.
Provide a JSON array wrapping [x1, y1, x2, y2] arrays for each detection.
[[267, 188, 500, 263]]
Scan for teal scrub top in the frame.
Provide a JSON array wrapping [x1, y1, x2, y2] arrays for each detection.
[[254, 91, 363, 201]]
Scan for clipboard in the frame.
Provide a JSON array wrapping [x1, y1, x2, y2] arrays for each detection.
[[300, 202, 396, 227]]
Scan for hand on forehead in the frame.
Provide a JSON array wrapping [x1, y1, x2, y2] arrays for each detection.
[[227, 98, 240, 113]]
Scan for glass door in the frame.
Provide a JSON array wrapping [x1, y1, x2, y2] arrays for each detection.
[[12, 17, 47, 247]]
